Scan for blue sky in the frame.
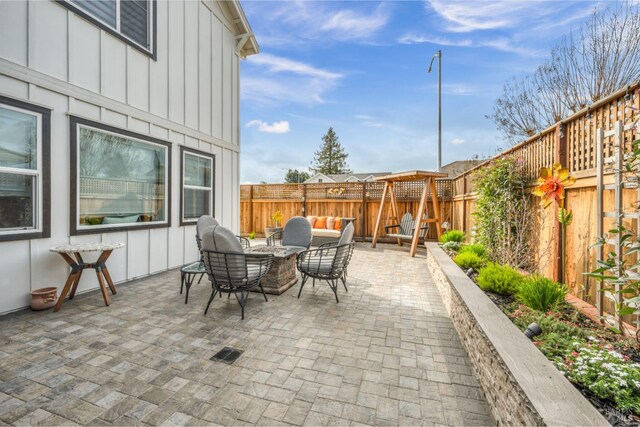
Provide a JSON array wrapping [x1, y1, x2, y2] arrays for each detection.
[[239, 0, 600, 183]]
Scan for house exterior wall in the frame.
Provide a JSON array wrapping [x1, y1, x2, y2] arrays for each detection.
[[0, 0, 244, 314]]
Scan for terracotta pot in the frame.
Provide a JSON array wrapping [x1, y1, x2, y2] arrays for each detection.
[[30, 287, 58, 311]]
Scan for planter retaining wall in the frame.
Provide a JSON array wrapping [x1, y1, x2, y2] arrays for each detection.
[[425, 242, 608, 426]]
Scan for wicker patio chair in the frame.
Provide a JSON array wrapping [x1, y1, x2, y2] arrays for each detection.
[[267, 216, 312, 251], [317, 222, 355, 292], [296, 222, 355, 302], [201, 225, 273, 320], [237, 236, 251, 249], [181, 216, 220, 302]]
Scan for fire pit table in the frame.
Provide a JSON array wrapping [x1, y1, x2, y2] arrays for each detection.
[[245, 245, 302, 295]]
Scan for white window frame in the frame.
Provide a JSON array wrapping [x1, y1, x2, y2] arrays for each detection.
[[62, 0, 154, 55], [181, 149, 214, 224], [74, 121, 170, 232], [0, 103, 43, 237]]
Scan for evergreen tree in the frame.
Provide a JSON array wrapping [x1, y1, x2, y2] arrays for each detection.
[[284, 169, 311, 183], [311, 127, 351, 175]]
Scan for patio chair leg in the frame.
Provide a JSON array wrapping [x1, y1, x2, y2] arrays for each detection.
[[197, 273, 204, 285], [204, 288, 217, 315], [341, 275, 348, 292], [259, 284, 268, 302], [180, 271, 185, 294], [298, 275, 309, 299], [312, 278, 315, 288], [329, 279, 339, 303], [234, 291, 248, 320]]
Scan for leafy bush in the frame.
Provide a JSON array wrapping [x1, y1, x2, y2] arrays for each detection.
[[472, 157, 535, 270], [248, 231, 256, 239], [454, 252, 487, 270], [476, 262, 523, 295], [440, 230, 465, 244], [442, 241, 462, 254], [564, 347, 640, 414], [517, 276, 567, 312], [460, 243, 487, 258]]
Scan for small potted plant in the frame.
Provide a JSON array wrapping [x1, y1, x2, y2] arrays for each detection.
[[265, 210, 284, 237]]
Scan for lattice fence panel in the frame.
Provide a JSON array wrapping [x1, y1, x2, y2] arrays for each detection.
[[251, 184, 303, 199]]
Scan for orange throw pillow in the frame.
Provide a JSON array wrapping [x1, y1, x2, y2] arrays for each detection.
[[315, 216, 327, 229], [334, 217, 342, 230]]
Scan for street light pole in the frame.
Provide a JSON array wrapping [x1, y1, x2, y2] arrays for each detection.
[[428, 50, 442, 172]]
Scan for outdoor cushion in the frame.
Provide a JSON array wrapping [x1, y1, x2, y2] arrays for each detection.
[[306, 216, 317, 228], [299, 257, 334, 275], [311, 228, 340, 237], [315, 216, 327, 229], [334, 217, 342, 231], [201, 225, 246, 282], [197, 215, 219, 239], [282, 216, 312, 248], [338, 222, 354, 246], [102, 215, 140, 224], [326, 216, 335, 230]]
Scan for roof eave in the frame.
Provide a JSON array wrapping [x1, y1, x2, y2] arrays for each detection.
[[227, 0, 259, 58]]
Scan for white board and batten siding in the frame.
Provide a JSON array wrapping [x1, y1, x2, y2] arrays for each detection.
[[0, 0, 247, 314]]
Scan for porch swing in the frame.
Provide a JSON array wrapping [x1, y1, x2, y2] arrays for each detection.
[[371, 170, 447, 257]]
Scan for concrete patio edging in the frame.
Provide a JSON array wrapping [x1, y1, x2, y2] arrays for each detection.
[[425, 242, 608, 426]]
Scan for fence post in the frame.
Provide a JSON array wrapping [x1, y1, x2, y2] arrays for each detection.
[[462, 174, 467, 234], [361, 182, 367, 240], [553, 123, 568, 283], [249, 185, 254, 235], [301, 184, 307, 217]]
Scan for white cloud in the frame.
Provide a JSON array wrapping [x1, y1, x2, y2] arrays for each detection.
[[451, 138, 465, 145], [398, 34, 472, 47], [246, 120, 291, 134], [426, 0, 541, 33], [248, 54, 342, 81], [320, 7, 389, 40], [398, 33, 537, 56], [243, 2, 390, 49], [242, 54, 343, 106]]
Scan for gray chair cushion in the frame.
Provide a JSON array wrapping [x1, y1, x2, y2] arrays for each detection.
[[338, 222, 354, 246], [201, 225, 246, 282], [282, 216, 312, 248], [197, 216, 219, 239], [299, 258, 335, 275]]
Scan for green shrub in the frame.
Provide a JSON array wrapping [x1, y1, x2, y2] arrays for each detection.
[[453, 252, 487, 270], [442, 241, 462, 254], [511, 308, 586, 361], [565, 347, 640, 414], [476, 262, 523, 295], [517, 276, 567, 312], [248, 231, 256, 239], [460, 243, 487, 258], [440, 230, 465, 244]]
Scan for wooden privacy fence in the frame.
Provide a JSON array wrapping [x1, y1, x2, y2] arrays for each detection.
[[240, 180, 453, 243], [240, 83, 639, 327], [449, 82, 640, 328]]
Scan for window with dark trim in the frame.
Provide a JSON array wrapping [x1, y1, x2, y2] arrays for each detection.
[[57, 0, 156, 59], [180, 147, 214, 225], [70, 116, 170, 235], [0, 96, 50, 242]]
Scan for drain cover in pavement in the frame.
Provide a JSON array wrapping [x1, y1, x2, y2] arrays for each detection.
[[210, 347, 243, 364]]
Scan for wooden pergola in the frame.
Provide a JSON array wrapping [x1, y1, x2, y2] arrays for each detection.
[[371, 170, 448, 257]]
